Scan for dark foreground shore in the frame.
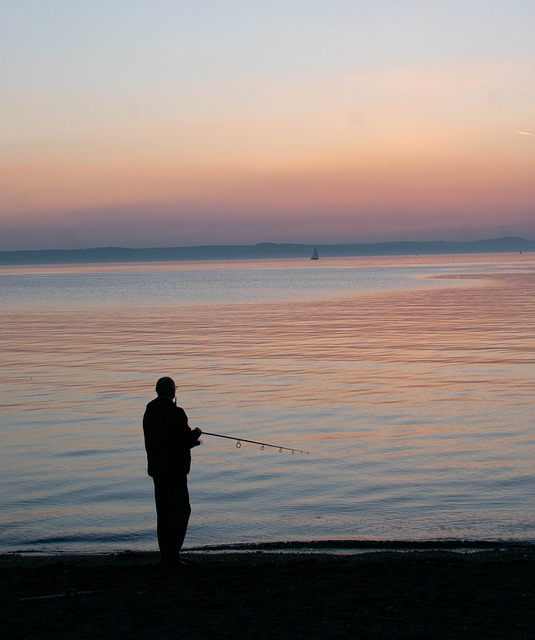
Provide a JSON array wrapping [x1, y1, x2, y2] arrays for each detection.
[[2, 544, 535, 639]]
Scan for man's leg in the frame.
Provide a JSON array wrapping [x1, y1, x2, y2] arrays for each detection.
[[153, 475, 191, 565], [170, 475, 191, 554]]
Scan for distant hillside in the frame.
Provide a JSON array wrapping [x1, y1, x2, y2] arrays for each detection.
[[0, 236, 533, 265]]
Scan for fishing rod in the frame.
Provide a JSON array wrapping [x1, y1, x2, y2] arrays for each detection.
[[202, 431, 309, 454]]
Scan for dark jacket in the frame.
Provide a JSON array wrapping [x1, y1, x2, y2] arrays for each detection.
[[143, 397, 199, 477]]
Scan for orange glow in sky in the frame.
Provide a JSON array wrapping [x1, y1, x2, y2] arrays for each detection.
[[1, 2, 534, 250]]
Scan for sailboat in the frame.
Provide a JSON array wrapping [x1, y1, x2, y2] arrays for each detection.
[[311, 246, 319, 260]]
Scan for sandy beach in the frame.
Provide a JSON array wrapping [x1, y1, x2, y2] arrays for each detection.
[[2, 543, 535, 639]]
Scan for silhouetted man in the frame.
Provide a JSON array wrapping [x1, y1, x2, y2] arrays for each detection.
[[143, 376, 202, 568]]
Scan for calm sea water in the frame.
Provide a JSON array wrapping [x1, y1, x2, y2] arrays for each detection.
[[1, 254, 534, 553]]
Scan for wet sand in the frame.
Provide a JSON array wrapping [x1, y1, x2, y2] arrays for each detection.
[[2, 544, 535, 639]]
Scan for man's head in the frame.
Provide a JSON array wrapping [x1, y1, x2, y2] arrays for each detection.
[[155, 376, 176, 399]]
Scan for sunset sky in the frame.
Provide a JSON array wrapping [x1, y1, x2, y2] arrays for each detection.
[[1, 1, 534, 250]]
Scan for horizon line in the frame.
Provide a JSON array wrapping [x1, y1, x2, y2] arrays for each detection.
[[1, 235, 534, 255]]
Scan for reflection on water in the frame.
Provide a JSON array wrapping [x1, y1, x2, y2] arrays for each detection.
[[0, 254, 534, 551]]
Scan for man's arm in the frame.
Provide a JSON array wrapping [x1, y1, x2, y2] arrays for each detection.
[[190, 427, 202, 448]]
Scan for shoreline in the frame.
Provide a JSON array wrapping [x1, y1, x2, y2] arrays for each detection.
[[3, 544, 535, 639], [5, 537, 535, 556]]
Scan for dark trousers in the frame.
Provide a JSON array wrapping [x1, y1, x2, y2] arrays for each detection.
[[152, 474, 191, 563]]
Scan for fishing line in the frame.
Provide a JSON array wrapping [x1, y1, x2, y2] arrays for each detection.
[[202, 432, 309, 454]]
